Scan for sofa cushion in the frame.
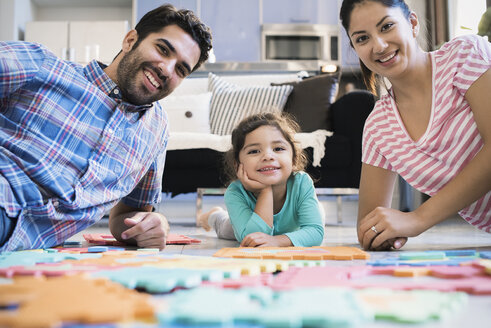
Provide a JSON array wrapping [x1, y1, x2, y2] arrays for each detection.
[[272, 73, 340, 132], [159, 92, 212, 134], [208, 73, 293, 135]]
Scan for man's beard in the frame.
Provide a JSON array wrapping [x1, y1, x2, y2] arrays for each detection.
[[116, 47, 171, 106]]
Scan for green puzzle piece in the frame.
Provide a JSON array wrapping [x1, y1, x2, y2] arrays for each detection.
[[0, 250, 101, 268], [158, 286, 468, 326], [158, 286, 371, 327], [356, 288, 468, 323]]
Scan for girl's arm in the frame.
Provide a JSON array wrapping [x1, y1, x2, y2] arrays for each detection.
[[282, 174, 325, 247], [361, 69, 491, 250], [237, 163, 274, 227], [225, 184, 275, 242]]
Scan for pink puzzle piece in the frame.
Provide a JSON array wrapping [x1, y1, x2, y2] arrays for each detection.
[[270, 265, 491, 295], [203, 272, 274, 289], [83, 233, 201, 246], [0, 263, 113, 278]]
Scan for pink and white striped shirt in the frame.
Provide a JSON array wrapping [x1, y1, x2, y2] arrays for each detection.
[[362, 34, 491, 232]]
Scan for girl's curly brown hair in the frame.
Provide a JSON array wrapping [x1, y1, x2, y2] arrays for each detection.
[[223, 112, 307, 185]]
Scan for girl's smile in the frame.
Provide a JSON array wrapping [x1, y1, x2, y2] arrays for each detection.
[[239, 125, 294, 189]]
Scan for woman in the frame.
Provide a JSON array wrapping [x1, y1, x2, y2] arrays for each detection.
[[339, 0, 491, 250]]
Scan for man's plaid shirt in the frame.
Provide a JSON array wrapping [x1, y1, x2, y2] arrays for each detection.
[[0, 41, 168, 251]]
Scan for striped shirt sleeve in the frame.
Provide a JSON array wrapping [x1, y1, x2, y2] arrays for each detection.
[[444, 35, 491, 95]]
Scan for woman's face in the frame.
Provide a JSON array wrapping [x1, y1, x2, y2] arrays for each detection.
[[348, 1, 419, 80]]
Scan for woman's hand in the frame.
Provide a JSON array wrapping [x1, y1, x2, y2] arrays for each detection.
[[237, 163, 268, 193], [357, 207, 428, 250], [240, 232, 292, 247]]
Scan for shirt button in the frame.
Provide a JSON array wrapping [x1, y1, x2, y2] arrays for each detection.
[[52, 200, 59, 207], [113, 89, 120, 95], [107, 128, 114, 135]]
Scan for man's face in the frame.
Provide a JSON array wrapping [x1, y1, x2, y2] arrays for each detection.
[[116, 24, 201, 105]]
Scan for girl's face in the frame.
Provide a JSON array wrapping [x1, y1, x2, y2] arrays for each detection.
[[238, 125, 294, 188], [348, 1, 419, 80]]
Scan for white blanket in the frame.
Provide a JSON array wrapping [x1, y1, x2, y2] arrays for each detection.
[[167, 130, 333, 167]]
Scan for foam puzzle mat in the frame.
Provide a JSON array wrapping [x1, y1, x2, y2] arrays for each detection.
[[0, 247, 488, 327], [214, 246, 370, 260]]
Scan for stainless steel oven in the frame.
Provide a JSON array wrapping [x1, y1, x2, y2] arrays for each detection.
[[261, 24, 340, 65]]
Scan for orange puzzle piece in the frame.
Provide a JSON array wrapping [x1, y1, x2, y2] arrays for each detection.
[[213, 246, 370, 261], [0, 274, 155, 328]]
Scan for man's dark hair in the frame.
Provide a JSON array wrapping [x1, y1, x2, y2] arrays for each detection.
[[134, 4, 212, 71]]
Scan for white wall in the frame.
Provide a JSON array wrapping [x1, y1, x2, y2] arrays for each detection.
[[406, 0, 429, 50], [35, 6, 131, 22], [0, 0, 35, 41], [0, 0, 131, 42]]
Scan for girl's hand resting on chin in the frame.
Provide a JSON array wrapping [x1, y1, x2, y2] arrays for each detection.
[[237, 163, 269, 193]]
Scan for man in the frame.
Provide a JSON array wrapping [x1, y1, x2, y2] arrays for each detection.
[[0, 5, 212, 251]]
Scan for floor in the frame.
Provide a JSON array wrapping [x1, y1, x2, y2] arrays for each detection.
[[72, 193, 491, 328]]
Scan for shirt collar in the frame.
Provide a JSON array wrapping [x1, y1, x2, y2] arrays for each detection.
[[83, 60, 153, 112]]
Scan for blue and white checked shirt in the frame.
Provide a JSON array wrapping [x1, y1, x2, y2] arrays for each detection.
[[0, 41, 168, 251]]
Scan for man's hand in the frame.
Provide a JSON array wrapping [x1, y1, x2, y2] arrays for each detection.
[[119, 211, 169, 250], [240, 232, 292, 247], [109, 202, 170, 250]]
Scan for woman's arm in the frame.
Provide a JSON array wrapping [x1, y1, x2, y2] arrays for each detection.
[[357, 163, 404, 250], [362, 69, 491, 250]]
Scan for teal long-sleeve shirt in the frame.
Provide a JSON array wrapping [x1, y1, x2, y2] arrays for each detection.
[[224, 171, 325, 247]]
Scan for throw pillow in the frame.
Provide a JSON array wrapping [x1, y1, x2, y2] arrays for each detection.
[[159, 92, 212, 134], [208, 72, 293, 135], [272, 73, 340, 132]]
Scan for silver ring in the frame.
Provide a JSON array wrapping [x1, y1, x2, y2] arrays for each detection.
[[371, 226, 379, 234]]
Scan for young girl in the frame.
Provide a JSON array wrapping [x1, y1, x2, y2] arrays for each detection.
[[340, 0, 491, 250], [197, 112, 325, 247]]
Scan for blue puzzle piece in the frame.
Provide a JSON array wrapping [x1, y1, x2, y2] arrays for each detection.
[[444, 250, 476, 257], [368, 250, 480, 267], [92, 267, 223, 293], [0, 250, 101, 268], [399, 251, 447, 260]]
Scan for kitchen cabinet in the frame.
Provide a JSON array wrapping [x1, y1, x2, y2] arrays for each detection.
[[25, 20, 129, 65], [262, 0, 338, 25], [135, 0, 357, 67], [135, 0, 198, 22], [200, 0, 261, 62]]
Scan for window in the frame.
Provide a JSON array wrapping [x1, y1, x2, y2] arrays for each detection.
[[448, 0, 487, 38]]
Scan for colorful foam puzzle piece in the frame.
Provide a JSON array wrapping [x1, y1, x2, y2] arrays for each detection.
[[356, 288, 468, 323], [0, 275, 155, 328], [157, 286, 371, 327], [0, 250, 101, 269], [368, 249, 484, 267], [83, 233, 201, 246], [91, 267, 215, 293], [270, 265, 491, 295], [475, 259, 491, 275], [214, 246, 369, 260]]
